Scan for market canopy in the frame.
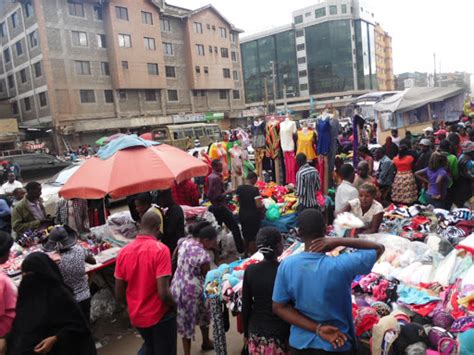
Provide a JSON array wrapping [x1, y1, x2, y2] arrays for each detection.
[[59, 143, 209, 199], [373, 87, 465, 114]]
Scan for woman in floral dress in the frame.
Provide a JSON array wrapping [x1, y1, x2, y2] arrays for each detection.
[[171, 221, 216, 355]]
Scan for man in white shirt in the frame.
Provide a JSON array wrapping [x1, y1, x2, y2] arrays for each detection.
[[335, 164, 359, 213], [2, 173, 23, 196]]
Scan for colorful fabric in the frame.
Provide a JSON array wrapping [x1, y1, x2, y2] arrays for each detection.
[[210, 298, 227, 355], [296, 130, 317, 161], [355, 307, 379, 336], [265, 121, 280, 160], [247, 333, 289, 355], [391, 171, 418, 205], [0, 271, 17, 337], [171, 238, 211, 339], [296, 164, 320, 208], [284, 151, 296, 185]]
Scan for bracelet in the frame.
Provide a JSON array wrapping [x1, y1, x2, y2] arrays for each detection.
[[315, 324, 322, 336]]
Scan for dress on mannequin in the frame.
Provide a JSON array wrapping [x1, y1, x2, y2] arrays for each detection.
[[252, 120, 266, 180], [265, 119, 282, 185], [296, 129, 317, 161], [316, 117, 331, 155], [229, 144, 244, 189], [280, 118, 297, 184]]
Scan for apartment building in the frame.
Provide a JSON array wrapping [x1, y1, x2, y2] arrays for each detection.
[[374, 23, 394, 91], [241, 0, 395, 108], [0, 0, 245, 148]]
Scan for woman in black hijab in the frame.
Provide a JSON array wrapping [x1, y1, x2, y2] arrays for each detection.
[[7, 252, 96, 355]]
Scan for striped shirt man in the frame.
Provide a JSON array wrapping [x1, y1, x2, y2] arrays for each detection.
[[296, 163, 321, 209]]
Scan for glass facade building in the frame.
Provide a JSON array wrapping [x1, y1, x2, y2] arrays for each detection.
[[355, 20, 377, 90], [241, 30, 299, 103]]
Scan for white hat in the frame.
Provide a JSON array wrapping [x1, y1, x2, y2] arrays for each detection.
[[423, 127, 434, 132]]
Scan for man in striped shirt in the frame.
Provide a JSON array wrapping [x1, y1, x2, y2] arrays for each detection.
[[296, 153, 321, 211]]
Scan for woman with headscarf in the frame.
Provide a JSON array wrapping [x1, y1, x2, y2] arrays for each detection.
[[242, 227, 290, 354], [6, 252, 96, 355]]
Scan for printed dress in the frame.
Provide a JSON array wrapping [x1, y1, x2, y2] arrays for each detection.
[[171, 238, 212, 339]]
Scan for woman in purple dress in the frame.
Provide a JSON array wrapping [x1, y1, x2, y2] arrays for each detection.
[[171, 221, 216, 355]]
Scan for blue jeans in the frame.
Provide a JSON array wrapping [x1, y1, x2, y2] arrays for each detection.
[[136, 314, 177, 355]]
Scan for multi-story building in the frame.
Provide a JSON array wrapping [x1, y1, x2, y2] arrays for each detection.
[[395, 72, 430, 90], [374, 23, 394, 91], [0, 0, 245, 148], [241, 0, 394, 110]]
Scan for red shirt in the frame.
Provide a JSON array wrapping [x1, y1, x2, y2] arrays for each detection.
[[115, 235, 171, 328], [172, 180, 200, 206]]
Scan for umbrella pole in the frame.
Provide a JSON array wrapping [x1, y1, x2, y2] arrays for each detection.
[[102, 198, 107, 224]]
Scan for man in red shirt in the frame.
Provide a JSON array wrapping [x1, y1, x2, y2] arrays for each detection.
[[172, 179, 200, 207], [115, 208, 176, 355]]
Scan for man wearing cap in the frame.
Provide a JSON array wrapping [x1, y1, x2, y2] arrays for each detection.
[[453, 141, 474, 208], [434, 130, 447, 145], [414, 139, 433, 172]]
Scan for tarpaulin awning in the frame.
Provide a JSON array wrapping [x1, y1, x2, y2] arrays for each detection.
[[373, 87, 465, 114]]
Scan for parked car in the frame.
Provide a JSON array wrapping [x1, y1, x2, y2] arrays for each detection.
[[8, 154, 71, 179]]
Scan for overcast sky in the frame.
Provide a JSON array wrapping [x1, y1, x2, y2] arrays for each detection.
[[171, 0, 473, 76]]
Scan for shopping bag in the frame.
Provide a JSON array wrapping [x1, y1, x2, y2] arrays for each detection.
[[418, 188, 428, 205]]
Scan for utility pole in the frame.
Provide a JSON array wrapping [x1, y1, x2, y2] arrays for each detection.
[[283, 85, 288, 114], [433, 53, 437, 87], [264, 77, 269, 115], [270, 61, 277, 113]]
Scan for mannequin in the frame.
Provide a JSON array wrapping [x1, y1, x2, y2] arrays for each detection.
[[229, 143, 244, 188], [328, 109, 341, 188], [280, 115, 297, 184], [296, 122, 317, 162], [265, 116, 282, 185], [251, 118, 266, 179]]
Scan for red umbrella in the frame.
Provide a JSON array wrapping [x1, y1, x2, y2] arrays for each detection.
[[59, 144, 209, 199], [139, 132, 153, 141]]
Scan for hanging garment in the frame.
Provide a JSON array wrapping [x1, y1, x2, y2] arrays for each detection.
[[251, 121, 266, 149], [284, 151, 296, 185], [296, 130, 317, 161], [328, 118, 340, 188], [316, 118, 331, 155], [280, 120, 297, 152], [210, 298, 227, 355], [265, 121, 280, 160]]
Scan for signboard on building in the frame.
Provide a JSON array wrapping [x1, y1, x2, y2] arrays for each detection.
[[205, 112, 225, 121], [0, 119, 19, 134], [241, 108, 265, 117], [172, 113, 206, 124]]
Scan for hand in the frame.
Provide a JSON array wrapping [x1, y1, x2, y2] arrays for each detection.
[[309, 238, 338, 253], [34, 336, 58, 353], [0, 338, 6, 355], [432, 194, 441, 200], [319, 325, 348, 349]]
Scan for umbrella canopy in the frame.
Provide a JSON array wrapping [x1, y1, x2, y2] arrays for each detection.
[[59, 144, 209, 199], [140, 132, 153, 141]]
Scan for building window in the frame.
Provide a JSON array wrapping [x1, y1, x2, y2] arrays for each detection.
[[221, 48, 229, 58], [315, 7, 326, 18], [0, 82, 3, 93], [29, 31, 39, 48], [141, 11, 153, 25], [305, 12, 311, 17], [329, 5, 337, 15], [122, 61, 129, 70], [115, 6, 129, 20], [145, 90, 157, 101], [208, 45, 213, 54], [34, 61, 42, 77], [204, 66, 209, 75], [294, 15, 303, 24], [12, 102, 18, 115], [341, 4, 347, 13], [160, 18, 171, 32], [94, 5, 103, 20], [233, 70, 239, 81], [24, 97, 31, 111], [75, 61, 91, 75], [165, 66, 176, 78], [232, 90, 240, 100], [67, 1, 84, 17], [100, 62, 110, 75], [0, 23, 5, 38], [167, 90, 178, 102], [97, 34, 106, 48], [223, 68, 231, 78], [212, 25, 216, 31], [219, 27, 227, 38], [230, 32, 238, 43], [163, 42, 173, 55], [193, 22, 203, 34], [7, 75, 14, 89], [3, 48, 10, 63], [231, 51, 237, 62], [119, 90, 127, 101], [297, 57, 306, 64], [195, 66, 201, 74], [214, 46, 218, 53], [104, 90, 114, 103], [196, 44, 205, 56], [11, 12, 18, 29], [296, 43, 305, 51], [118, 34, 132, 48], [15, 41, 23, 56], [299, 70, 307, 77], [296, 29, 304, 37], [39, 92, 47, 107], [219, 90, 228, 100], [24, 1, 34, 18], [72, 31, 88, 46], [80, 90, 96, 103], [20, 69, 27, 83], [144, 37, 156, 50], [147, 63, 159, 75], [300, 83, 308, 91]]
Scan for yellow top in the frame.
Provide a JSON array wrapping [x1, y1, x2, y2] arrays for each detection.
[[296, 130, 317, 160]]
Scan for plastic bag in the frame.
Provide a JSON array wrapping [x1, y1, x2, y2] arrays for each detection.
[[265, 204, 281, 221], [418, 188, 428, 205]]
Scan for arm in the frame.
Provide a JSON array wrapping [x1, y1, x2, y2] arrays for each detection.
[[115, 279, 127, 305], [311, 237, 385, 260], [435, 174, 447, 199], [85, 253, 96, 265], [12, 206, 41, 235], [157, 276, 176, 310], [362, 212, 383, 234], [414, 169, 429, 185]]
